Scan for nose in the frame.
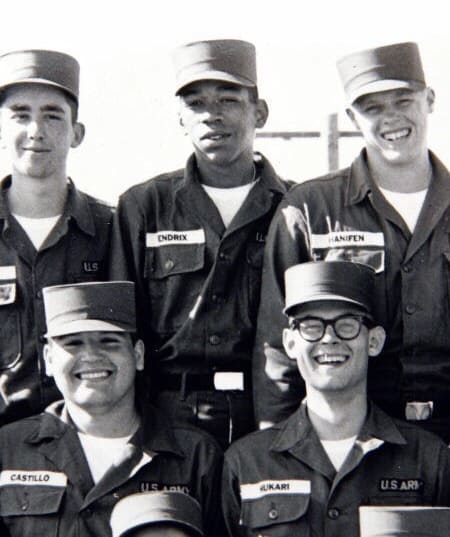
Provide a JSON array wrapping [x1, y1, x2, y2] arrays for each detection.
[[202, 100, 223, 123], [27, 120, 44, 140], [321, 323, 339, 342]]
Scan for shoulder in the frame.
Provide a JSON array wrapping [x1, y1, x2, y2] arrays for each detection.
[[286, 167, 351, 200], [171, 424, 223, 459], [392, 418, 449, 451], [225, 426, 279, 462], [0, 414, 45, 443], [119, 168, 185, 202]]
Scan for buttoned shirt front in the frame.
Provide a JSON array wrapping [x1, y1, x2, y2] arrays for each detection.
[[222, 402, 450, 537], [253, 150, 450, 440], [110, 154, 289, 377], [0, 178, 113, 425], [0, 401, 223, 537]]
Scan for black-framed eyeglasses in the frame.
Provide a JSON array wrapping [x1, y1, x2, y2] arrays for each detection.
[[290, 314, 372, 342]]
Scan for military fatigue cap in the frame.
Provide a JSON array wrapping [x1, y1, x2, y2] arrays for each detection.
[[337, 42, 426, 104], [173, 39, 256, 95], [110, 491, 204, 536], [359, 506, 450, 536], [284, 261, 375, 316], [0, 49, 79, 101], [43, 281, 136, 337]]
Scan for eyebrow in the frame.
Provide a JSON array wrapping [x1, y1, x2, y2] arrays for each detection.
[[7, 103, 66, 114], [181, 83, 242, 97]]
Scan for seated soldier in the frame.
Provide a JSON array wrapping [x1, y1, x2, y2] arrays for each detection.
[[110, 490, 203, 537], [222, 261, 450, 537], [0, 281, 223, 537]]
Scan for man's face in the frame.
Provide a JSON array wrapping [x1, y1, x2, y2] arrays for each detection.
[[0, 83, 83, 180], [44, 331, 144, 414], [348, 88, 434, 166], [283, 301, 385, 394], [178, 80, 267, 168]]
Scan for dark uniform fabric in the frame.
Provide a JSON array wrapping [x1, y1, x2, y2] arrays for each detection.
[[0, 401, 223, 537], [253, 149, 450, 441], [110, 153, 289, 448], [0, 177, 113, 425], [222, 402, 450, 537]]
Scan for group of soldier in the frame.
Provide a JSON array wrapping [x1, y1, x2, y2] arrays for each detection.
[[0, 37, 448, 536]]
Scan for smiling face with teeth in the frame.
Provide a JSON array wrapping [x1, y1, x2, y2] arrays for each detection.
[[283, 300, 385, 395], [44, 331, 144, 415], [347, 87, 434, 168]]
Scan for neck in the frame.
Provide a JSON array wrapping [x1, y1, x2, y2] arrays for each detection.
[[196, 153, 255, 188], [306, 387, 367, 440], [8, 173, 68, 217], [367, 149, 432, 193], [66, 397, 140, 438]]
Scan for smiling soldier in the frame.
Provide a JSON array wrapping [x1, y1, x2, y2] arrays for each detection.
[[223, 262, 450, 537], [253, 42, 450, 442], [0, 50, 113, 426], [110, 40, 290, 449], [0, 281, 222, 537]]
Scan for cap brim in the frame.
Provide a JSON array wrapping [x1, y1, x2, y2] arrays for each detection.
[[46, 319, 132, 338], [120, 513, 203, 537], [348, 79, 425, 104], [176, 70, 255, 95], [0, 78, 78, 101], [284, 294, 368, 315]]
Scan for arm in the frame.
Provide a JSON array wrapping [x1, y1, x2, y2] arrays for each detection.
[[252, 197, 311, 428], [222, 450, 245, 537]]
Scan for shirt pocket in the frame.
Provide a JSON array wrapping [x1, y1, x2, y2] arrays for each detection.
[[0, 484, 65, 537], [240, 494, 310, 536], [144, 242, 206, 332], [0, 266, 21, 370]]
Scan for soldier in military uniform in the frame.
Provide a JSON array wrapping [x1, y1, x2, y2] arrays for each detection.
[[223, 262, 450, 536], [0, 281, 222, 537], [0, 50, 113, 425], [110, 40, 290, 449], [253, 42, 450, 442]]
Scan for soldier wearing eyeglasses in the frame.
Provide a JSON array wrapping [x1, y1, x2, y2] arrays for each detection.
[[222, 261, 450, 537]]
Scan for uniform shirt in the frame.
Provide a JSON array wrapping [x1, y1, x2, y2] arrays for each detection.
[[110, 153, 289, 377], [0, 177, 113, 425], [0, 401, 223, 537], [253, 150, 450, 441], [222, 402, 450, 537]]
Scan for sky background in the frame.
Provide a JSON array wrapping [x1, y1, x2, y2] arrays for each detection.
[[1, 0, 449, 202]]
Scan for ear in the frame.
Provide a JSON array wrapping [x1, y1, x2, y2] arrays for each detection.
[[133, 339, 145, 371], [255, 99, 269, 129], [367, 326, 386, 357], [283, 328, 300, 360], [426, 87, 435, 113], [346, 107, 360, 130], [43, 343, 54, 377], [71, 122, 85, 148]]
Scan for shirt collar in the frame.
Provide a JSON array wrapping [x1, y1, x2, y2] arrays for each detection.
[[0, 176, 96, 237]]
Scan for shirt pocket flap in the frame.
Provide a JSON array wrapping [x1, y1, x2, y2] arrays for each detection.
[[146, 243, 205, 279], [0, 485, 65, 516], [241, 493, 310, 530]]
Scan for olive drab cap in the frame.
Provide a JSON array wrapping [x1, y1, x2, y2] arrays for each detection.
[[284, 261, 375, 316], [173, 39, 257, 95], [110, 491, 204, 537], [43, 281, 136, 337], [359, 506, 450, 537], [0, 49, 80, 101], [337, 42, 426, 104]]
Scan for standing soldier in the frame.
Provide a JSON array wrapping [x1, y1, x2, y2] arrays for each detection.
[[253, 42, 450, 442], [0, 50, 113, 425], [110, 40, 290, 449]]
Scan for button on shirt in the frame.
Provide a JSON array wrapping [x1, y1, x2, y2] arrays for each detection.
[[222, 402, 450, 537], [253, 150, 450, 441], [109, 154, 289, 377], [0, 177, 113, 425]]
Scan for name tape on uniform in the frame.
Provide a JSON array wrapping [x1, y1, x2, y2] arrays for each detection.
[[146, 229, 205, 247], [0, 266, 16, 281], [241, 480, 311, 500], [311, 232, 384, 248], [0, 470, 67, 487]]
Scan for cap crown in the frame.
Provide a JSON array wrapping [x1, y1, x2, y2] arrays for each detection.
[[284, 261, 375, 316], [43, 281, 136, 337], [337, 42, 425, 103], [0, 49, 79, 101], [173, 39, 256, 95]]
